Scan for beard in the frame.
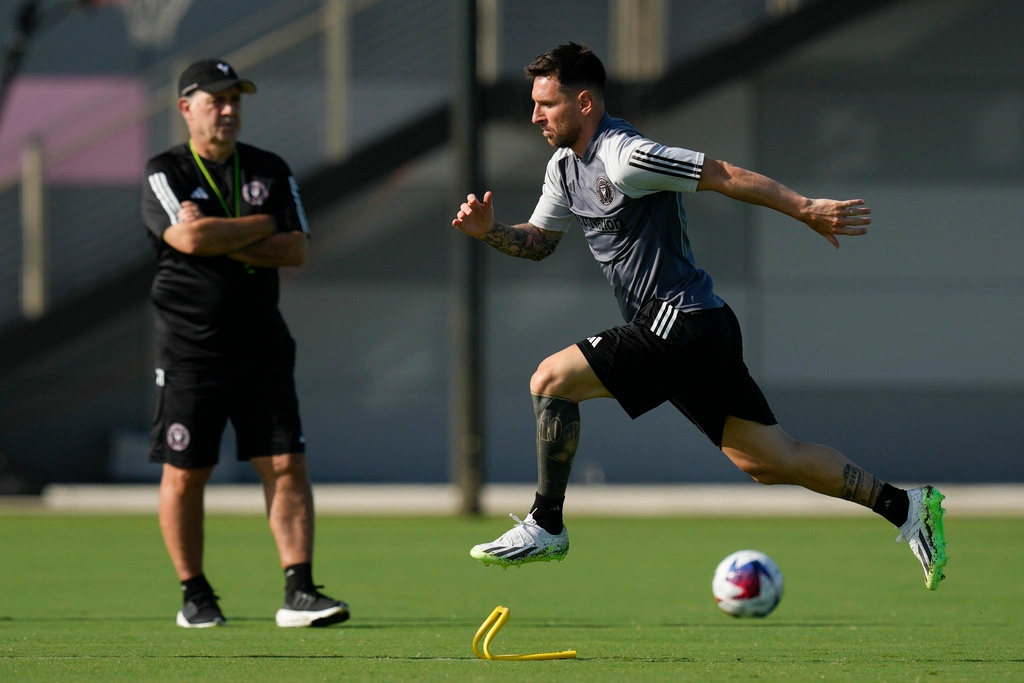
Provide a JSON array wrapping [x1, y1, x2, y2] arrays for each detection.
[[544, 118, 581, 149]]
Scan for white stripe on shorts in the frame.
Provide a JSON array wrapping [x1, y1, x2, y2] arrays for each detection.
[[650, 302, 678, 340]]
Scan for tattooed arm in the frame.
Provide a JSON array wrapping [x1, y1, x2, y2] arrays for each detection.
[[481, 221, 563, 261], [452, 190, 564, 261]]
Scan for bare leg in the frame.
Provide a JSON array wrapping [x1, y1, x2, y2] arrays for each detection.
[[159, 463, 214, 581], [250, 453, 314, 568], [720, 416, 885, 508], [530, 345, 614, 403]]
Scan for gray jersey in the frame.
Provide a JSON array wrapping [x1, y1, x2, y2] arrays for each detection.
[[529, 113, 723, 322]]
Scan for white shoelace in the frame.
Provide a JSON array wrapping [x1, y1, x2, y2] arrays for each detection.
[[496, 513, 543, 546]]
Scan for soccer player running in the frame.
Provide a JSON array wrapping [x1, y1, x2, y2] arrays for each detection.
[[142, 59, 349, 627], [452, 43, 948, 590]]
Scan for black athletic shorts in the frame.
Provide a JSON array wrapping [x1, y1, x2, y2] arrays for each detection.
[[148, 365, 305, 469], [576, 300, 776, 447]]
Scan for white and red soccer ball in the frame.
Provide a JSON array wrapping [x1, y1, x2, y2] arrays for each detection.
[[712, 549, 784, 618]]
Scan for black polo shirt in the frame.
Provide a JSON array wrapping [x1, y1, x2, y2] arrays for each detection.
[[141, 141, 310, 371]]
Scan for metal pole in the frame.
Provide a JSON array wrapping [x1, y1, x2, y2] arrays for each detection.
[[20, 137, 46, 320], [323, 0, 349, 162], [450, 0, 485, 515], [476, 0, 499, 85], [609, 0, 666, 81]]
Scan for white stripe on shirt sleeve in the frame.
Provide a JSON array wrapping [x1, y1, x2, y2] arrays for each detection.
[[148, 172, 181, 225], [288, 176, 310, 234]]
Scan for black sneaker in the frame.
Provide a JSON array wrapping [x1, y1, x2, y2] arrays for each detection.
[[176, 592, 226, 628], [275, 586, 349, 628]]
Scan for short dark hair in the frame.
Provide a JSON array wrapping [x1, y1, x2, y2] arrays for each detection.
[[524, 42, 606, 97]]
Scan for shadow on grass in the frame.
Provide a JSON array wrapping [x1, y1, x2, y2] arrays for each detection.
[[7, 652, 1021, 664], [2, 653, 699, 663], [0, 615, 612, 628], [0, 615, 826, 630], [0, 615, 488, 626], [3, 615, 1011, 632]]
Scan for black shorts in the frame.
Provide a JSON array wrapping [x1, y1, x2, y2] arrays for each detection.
[[576, 300, 776, 447], [148, 366, 305, 469]]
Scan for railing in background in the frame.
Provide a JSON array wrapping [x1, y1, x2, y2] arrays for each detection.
[[0, 0, 802, 332], [19, 137, 44, 320]]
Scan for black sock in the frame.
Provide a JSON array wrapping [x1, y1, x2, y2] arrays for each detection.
[[871, 483, 910, 527], [181, 574, 214, 602], [530, 491, 565, 535], [285, 563, 314, 594]]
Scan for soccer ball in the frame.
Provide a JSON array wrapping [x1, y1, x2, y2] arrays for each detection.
[[712, 549, 784, 618]]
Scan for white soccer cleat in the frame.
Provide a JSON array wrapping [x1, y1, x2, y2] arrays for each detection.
[[470, 513, 569, 567], [896, 485, 948, 590]]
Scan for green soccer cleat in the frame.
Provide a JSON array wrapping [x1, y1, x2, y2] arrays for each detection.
[[897, 485, 948, 590]]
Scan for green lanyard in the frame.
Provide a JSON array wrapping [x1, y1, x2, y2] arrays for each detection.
[[189, 138, 240, 217]]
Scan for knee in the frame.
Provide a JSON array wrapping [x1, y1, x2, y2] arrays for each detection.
[[530, 356, 567, 397], [258, 453, 308, 482], [735, 459, 785, 486], [723, 446, 789, 486], [161, 464, 212, 492], [722, 422, 798, 486]]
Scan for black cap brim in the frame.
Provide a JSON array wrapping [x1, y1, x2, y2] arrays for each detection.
[[195, 79, 257, 95]]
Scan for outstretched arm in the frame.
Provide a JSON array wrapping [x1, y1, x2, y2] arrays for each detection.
[[452, 190, 563, 261], [697, 159, 871, 249]]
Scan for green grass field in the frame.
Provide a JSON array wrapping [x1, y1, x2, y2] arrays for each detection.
[[1, 512, 1021, 681]]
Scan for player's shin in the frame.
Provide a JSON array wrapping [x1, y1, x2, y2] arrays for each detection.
[[532, 395, 580, 534]]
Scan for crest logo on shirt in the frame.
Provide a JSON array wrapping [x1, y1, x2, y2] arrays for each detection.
[[242, 180, 269, 206], [167, 423, 191, 452], [596, 177, 614, 205]]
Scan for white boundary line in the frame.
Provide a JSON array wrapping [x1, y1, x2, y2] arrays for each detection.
[[6, 483, 1022, 516]]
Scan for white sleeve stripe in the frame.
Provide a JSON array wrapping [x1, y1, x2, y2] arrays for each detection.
[[288, 176, 310, 234], [148, 172, 181, 225]]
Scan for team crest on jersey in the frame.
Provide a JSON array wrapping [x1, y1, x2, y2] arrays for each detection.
[[166, 423, 191, 452], [242, 180, 269, 206], [596, 177, 614, 205]]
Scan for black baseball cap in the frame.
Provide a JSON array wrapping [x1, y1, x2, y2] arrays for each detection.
[[178, 59, 257, 98]]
